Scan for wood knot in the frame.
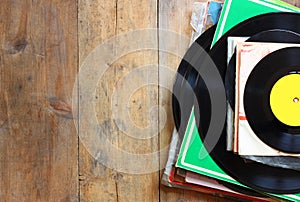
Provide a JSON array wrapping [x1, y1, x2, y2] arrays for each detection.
[[0, 119, 6, 128], [48, 97, 73, 119], [7, 38, 28, 54]]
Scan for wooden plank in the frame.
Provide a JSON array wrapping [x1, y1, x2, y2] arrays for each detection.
[[0, 0, 78, 201], [78, 2, 117, 200], [78, 0, 159, 201]]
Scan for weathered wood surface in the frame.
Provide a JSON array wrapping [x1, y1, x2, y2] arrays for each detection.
[[0, 0, 300, 201], [0, 0, 78, 201], [78, 0, 160, 201]]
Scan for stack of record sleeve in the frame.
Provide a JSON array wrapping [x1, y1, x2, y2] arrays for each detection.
[[162, 0, 300, 201]]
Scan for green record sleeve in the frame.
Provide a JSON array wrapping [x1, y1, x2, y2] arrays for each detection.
[[211, 0, 300, 46]]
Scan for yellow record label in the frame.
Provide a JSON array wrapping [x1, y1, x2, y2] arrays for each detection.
[[270, 74, 300, 127]]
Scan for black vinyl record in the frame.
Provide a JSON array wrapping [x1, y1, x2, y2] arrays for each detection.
[[244, 47, 300, 153], [172, 25, 265, 197], [172, 25, 216, 134], [225, 29, 300, 109], [192, 12, 300, 194]]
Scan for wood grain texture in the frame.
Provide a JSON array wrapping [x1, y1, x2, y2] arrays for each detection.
[[78, 0, 159, 201], [78, 1, 118, 200], [0, 0, 78, 201]]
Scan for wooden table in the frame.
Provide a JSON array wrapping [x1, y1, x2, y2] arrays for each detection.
[[0, 0, 299, 201]]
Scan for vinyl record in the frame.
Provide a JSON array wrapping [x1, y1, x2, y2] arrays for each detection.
[[172, 25, 264, 197], [192, 12, 300, 194], [172, 25, 216, 133], [225, 29, 300, 109], [244, 47, 300, 153]]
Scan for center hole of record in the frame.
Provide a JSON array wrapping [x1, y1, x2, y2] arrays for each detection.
[[293, 97, 299, 103]]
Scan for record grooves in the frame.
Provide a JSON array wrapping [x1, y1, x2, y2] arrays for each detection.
[[172, 25, 264, 197], [172, 25, 216, 134]]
